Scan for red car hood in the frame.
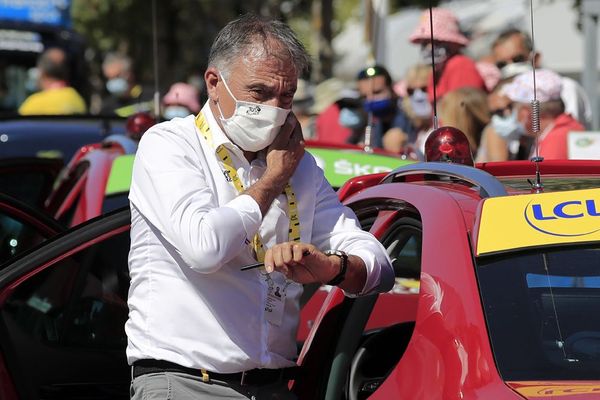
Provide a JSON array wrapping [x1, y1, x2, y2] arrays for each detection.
[[507, 381, 600, 399]]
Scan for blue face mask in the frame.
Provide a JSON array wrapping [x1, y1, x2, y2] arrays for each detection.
[[106, 77, 129, 96], [163, 105, 191, 120], [338, 107, 364, 129], [363, 98, 395, 117]]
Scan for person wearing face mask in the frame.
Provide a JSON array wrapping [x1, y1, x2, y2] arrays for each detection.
[[18, 47, 87, 115], [500, 69, 584, 160], [161, 82, 201, 120], [385, 63, 434, 156], [408, 7, 486, 103], [491, 28, 592, 129], [126, 14, 394, 400], [349, 64, 413, 150], [100, 52, 153, 117]]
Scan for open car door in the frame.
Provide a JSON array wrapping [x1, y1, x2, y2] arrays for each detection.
[[0, 208, 131, 399]]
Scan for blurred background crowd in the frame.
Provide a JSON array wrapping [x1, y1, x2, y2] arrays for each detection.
[[1, 0, 599, 162]]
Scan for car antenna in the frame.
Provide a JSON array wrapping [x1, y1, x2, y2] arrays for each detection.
[[527, 0, 544, 193], [428, 2, 439, 130], [151, 0, 160, 118], [362, 2, 382, 154]]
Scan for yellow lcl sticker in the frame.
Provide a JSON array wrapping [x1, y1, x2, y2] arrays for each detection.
[[513, 384, 600, 397], [476, 188, 600, 256]]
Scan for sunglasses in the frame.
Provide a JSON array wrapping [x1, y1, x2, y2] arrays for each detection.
[[406, 86, 427, 96], [495, 54, 528, 70], [491, 104, 513, 117]]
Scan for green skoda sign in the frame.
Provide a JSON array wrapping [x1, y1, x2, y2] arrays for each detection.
[[104, 149, 412, 197], [105, 154, 135, 196], [306, 148, 413, 188]]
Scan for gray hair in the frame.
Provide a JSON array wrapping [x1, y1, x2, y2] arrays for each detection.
[[208, 14, 310, 78]]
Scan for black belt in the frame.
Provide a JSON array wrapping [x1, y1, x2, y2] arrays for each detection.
[[132, 359, 300, 386]]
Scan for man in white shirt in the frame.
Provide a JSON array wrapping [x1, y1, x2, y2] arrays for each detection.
[[126, 14, 394, 400]]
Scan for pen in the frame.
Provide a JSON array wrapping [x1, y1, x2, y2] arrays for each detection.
[[240, 250, 310, 271], [240, 262, 264, 271]]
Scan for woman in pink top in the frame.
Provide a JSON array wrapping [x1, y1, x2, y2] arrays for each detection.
[[408, 8, 486, 102]]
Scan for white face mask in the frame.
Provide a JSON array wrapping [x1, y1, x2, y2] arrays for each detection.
[[409, 89, 432, 118], [420, 44, 449, 65], [217, 74, 290, 152], [491, 108, 525, 141]]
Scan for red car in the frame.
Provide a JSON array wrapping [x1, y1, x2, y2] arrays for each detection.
[[1, 154, 600, 399], [42, 135, 411, 228], [294, 159, 600, 399]]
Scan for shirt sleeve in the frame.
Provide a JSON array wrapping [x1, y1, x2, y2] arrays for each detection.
[[129, 122, 262, 273], [308, 158, 395, 296]]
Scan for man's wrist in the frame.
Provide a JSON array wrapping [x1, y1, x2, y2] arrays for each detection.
[[324, 250, 348, 286]]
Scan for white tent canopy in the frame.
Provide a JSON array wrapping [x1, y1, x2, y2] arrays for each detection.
[[333, 0, 592, 82]]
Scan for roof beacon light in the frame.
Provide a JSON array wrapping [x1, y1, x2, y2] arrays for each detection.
[[424, 126, 474, 166], [126, 112, 156, 141]]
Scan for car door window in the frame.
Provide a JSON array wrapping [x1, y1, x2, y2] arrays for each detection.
[[0, 228, 130, 399], [381, 217, 422, 293], [0, 195, 62, 266], [0, 213, 47, 265]]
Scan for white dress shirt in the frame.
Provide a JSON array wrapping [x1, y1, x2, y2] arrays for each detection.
[[125, 102, 394, 373]]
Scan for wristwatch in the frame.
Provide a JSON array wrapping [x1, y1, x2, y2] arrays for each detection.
[[324, 249, 348, 286]]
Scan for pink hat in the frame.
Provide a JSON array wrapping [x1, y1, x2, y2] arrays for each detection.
[[501, 69, 563, 103], [409, 8, 469, 46], [475, 61, 501, 92], [163, 82, 201, 113]]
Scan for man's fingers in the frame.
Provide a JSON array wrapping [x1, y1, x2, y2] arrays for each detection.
[[281, 245, 294, 264], [263, 249, 274, 273], [293, 244, 307, 262]]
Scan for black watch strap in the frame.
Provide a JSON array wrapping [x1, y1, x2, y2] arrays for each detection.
[[325, 250, 348, 286]]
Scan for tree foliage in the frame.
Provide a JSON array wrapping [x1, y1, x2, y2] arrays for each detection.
[[70, 0, 445, 92]]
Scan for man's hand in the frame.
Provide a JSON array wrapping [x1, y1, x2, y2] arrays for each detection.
[[263, 242, 336, 285], [245, 114, 305, 216], [263, 242, 367, 294], [263, 113, 305, 188]]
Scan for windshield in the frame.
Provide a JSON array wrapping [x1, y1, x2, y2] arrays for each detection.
[[476, 245, 600, 381], [499, 177, 600, 193]]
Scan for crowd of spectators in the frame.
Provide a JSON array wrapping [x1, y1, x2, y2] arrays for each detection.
[[15, 7, 590, 161]]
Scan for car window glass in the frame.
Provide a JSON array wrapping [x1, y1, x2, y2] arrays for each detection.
[[102, 193, 130, 215], [380, 217, 422, 294], [477, 246, 600, 381], [0, 212, 50, 266], [0, 170, 53, 210], [0, 229, 131, 397]]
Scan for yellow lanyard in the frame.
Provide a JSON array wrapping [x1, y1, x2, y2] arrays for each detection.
[[194, 112, 300, 261]]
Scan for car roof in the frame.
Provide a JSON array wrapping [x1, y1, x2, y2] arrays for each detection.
[[344, 160, 600, 257], [0, 117, 127, 162]]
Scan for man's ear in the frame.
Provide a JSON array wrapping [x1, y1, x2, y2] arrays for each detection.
[[205, 67, 220, 103]]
